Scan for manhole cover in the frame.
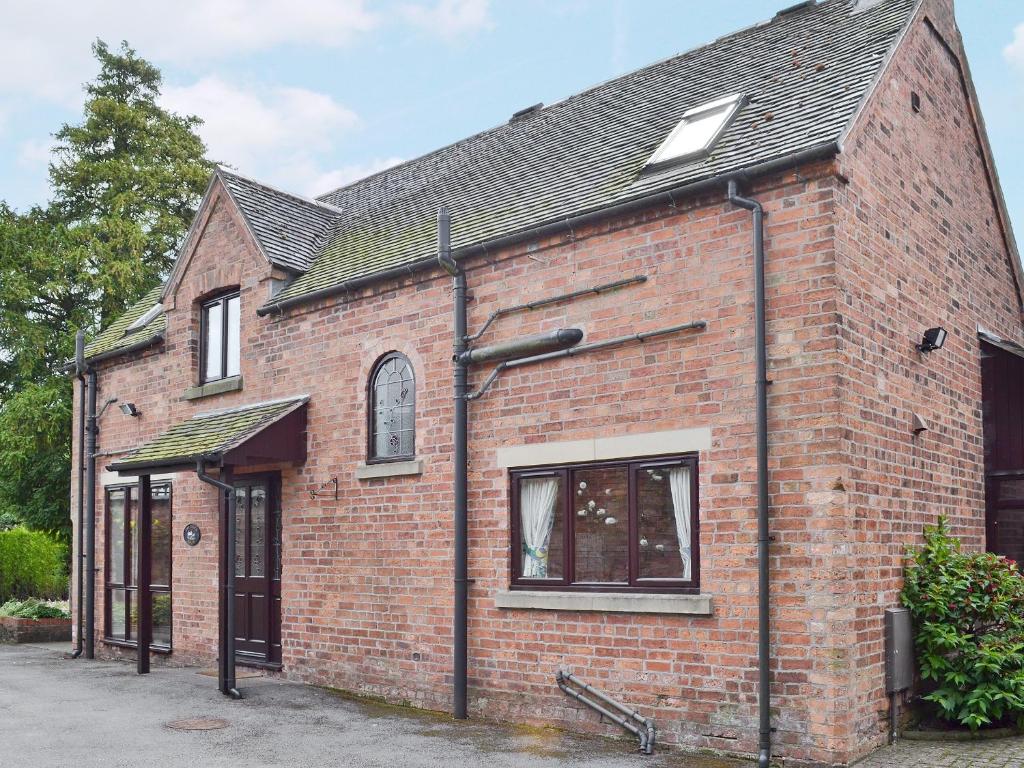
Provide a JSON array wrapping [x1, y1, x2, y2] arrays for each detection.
[[165, 717, 230, 731]]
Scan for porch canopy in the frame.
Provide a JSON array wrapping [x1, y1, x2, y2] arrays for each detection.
[[108, 395, 308, 475]]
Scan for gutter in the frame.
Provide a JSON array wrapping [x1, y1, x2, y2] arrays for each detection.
[[257, 143, 838, 317]]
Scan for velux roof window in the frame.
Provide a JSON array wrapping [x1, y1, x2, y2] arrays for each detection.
[[645, 93, 745, 169]]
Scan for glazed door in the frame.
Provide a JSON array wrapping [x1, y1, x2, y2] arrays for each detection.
[[232, 477, 282, 664]]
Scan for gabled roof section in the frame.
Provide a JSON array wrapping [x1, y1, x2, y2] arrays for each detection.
[[259, 0, 916, 307], [83, 284, 166, 362], [108, 396, 309, 473], [218, 169, 342, 274]]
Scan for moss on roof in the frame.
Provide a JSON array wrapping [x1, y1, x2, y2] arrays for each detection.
[[84, 284, 166, 361], [110, 396, 308, 471]]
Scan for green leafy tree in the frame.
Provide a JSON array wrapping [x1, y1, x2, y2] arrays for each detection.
[[50, 39, 212, 322], [0, 40, 211, 544]]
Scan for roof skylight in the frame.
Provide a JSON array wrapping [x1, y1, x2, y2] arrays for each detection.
[[645, 93, 745, 169], [124, 302, 163, 334]]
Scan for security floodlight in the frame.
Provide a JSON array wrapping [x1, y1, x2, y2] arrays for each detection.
[[917, 327, 947, 353], [119, 402, 140, 417]]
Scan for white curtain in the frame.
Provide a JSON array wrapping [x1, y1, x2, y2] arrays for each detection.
[[520, 477, 559, 578], [668, 467, 692, 579]]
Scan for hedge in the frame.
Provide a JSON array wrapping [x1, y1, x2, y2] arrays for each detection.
[[0, 527, 67, 601]]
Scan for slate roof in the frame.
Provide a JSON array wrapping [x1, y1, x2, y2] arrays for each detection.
[[218, 169, 341, 274], [83, 284, 166, 361], [263, 0, 917, 306], [109, 396, 308, 472]]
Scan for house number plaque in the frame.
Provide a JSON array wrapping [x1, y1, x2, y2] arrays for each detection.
[[183, 524, 202, 546]]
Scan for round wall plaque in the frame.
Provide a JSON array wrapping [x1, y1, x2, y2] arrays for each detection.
[[183, 523, 202, 546]]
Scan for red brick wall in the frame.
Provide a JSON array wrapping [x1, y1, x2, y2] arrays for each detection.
[[66, 4, 1022, 763], [834, 0, 1024, 760]]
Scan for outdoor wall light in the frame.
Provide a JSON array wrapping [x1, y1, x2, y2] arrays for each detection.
[[119, 402, 141, 417], [916, 327, 947, 353]]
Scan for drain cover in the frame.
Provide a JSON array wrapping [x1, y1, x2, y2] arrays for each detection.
[[165, 717, 230, 731]]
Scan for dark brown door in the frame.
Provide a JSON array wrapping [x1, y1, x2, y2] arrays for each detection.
[[982, 342, 1024, 562], [232, 476, 282, 664]]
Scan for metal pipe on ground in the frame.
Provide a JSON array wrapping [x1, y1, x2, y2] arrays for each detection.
[[727, 179, 772, 768], [556, 672, 653, 754], [196, 460, 241, 700]]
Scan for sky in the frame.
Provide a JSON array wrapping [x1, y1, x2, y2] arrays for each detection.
[[0, 0, 1022, 239]]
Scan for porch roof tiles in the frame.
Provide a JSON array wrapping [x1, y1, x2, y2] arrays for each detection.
[[108, 396, 309, 473]]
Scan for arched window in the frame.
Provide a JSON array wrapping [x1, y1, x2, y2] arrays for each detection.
[[369, 352, 415, 461]]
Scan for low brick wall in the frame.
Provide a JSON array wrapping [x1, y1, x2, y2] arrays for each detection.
[[0, 616, 71, 644]]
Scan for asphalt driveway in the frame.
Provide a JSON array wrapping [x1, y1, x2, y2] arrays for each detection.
[[0, 642, 744, 768]]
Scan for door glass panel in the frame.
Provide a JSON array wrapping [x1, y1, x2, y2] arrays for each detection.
[[151, 485, 171, 588], [108, 490, 126, 584], [109, 589, 127, 639], [637, 465, 689, 580], [234, 487, 247, 577], [250, 487, 266, 578], [572, 466, 628, 583], [225, 295, 240, 378], [129, 589, 138, 640], [152, 592, 172, 647], [204, 301, 223, 381], [129, 487, 138, 586]]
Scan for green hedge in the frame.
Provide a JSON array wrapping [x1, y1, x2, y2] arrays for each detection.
[[0, 527, 67, 601]]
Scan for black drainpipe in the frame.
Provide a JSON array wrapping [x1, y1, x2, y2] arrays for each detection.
[[71, 331, 87, 658], [76, 336, 99, 660], [196, 460, 241, 699], [437, 205, 469, 719], [727, 180, 772, 768]]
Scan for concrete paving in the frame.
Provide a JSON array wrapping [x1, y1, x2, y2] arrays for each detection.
[[0, 643, 743, 768]]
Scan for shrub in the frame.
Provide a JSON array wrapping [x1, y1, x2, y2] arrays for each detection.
[[0, 598, 69, 619], [901, 517, 1024, 730], [0, 527, 67, 601]]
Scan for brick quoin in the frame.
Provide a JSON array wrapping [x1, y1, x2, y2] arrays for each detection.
[[67, 1, 1023, 765]]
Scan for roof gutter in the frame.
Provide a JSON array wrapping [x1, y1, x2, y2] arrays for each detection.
[[256, 142, 839, 317], [75, 333, 165, 370]]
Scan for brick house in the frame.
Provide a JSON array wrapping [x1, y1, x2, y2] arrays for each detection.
[[67, 0, 1024, 764]]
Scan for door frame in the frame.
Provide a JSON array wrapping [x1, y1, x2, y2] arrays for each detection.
[[220, 470, 282, 668]]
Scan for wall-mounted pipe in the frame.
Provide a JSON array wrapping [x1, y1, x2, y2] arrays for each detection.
[[83, 356, 97, 660], [727, 179, 772, 768], [458, 329, 583, 366], [556, 671, 654, 754], [71, 331, 87, 658], [196, 460, 241, 700], [438, 205, 469, 720]]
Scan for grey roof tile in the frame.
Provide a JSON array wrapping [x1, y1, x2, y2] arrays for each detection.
[[263, 0, 915, 305], [219, 169, 341, 274]]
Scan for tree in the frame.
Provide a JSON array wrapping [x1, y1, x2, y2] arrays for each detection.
[[50, 39, 212, 322], [0, 40, 211, 544]]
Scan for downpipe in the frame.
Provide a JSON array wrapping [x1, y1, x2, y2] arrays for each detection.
[[196, 460, 242, 700], [727, 180, 772, 768], [438, 205, 469, 720], [556, 672, 655, 754], [82, 348, 98, 660], [71, 331, 87, 658]]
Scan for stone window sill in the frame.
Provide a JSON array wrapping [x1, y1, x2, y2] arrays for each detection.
[[182, 375, 243, 401], [494, 590, 712, 615], [355, 458, 424, 480]]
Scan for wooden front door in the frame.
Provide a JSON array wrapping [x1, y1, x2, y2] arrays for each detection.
[[982, 341, 1024, 563], [232, 475, 282, 664]]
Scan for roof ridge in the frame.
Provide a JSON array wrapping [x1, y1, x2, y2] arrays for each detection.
[[313, 0, 843, 203], [218, 167, 345, 215]]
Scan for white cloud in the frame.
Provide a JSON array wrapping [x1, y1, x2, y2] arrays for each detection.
[[161, 77, 358, 182], [298, 157, 406, 197], [400, 0, 493, 39], [0, 0, 378, 105], [16, 137, 55, 170], [1005, 24, 1024, 69]]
